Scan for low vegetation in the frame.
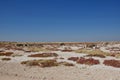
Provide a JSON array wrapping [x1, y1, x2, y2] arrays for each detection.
[[59, 62, 74, 66], [0, 52, 14, 56], [21, 59, 74, 67], [24, 47, 50, 52], [11, 54, 23, 57], [1, 58, 11, 61], [115, 54, 120, 58], [75, 49, 113, 57], [77, 57, 100, 65], [103, 59, 120, 68], [61, 50, 73, 52], [28, 53, 58, 57], [85, 54, 106, 58], [68, 57, 79, 61], [21, 59, 58, 67]]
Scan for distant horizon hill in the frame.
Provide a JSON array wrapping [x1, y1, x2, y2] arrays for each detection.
[[0, 41, 120, 43]]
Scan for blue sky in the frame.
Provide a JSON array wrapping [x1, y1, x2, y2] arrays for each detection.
[[0, 0, 120, 42]]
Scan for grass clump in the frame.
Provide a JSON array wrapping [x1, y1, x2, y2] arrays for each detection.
[[77, 57, 100, 65], [21, 59, 74, 67], [68, 57, 79, 61], [21, 59, 59, 67], [11, 54, 23, 57], [75, 49, 110, 57], [85, 54, 106, 58], [28, 53, 58, 57], [115, 54, 120, 58], [24, 47, 50, 52], [103, 59, 120, 68], [1, 58, 11, 61], [59, 62, 74, 66], [0, 52, 14, 56]]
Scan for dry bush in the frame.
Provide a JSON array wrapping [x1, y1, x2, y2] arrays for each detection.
[[105, 53, 120, 58], [77, 57, 100, 65], [1, 58, 11, 61], [61, 50, 73, 52], [115, 54, 120, 58], [25, 47, 50, 52], [21, 59, 58, 67], [75, 49, 109, 56], [0, 50, 4, 52], [59, 57, 64, 59], [28, 53, 58, 57], [103, 59, 120, 68], [11, 54, 23, 57], [0, 52, 14, 56], [59, 62, 74, 66], [75, 49, 92, 53], [21, 59, 74, 67], [85, 54, 106, 58], [68, 57, 79, 61]]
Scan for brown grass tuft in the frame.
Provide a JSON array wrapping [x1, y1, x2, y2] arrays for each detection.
[[1, 58, 11, 61], [103, 59, 120, 68], [85, 54, 106, 58], [68, 57, 79, 61], [0, 52, 14, 56], [21, 59, 58, 67], [28, 53, 58, 57], [59, 62, 74, 66], [77, 57, 100, 65]]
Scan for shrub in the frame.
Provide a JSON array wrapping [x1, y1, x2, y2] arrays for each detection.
[[11, 54, 23, 57], [103, 59, 120, 68], [115, 54, 120, 58], [21, 59, 74, 67], [85, 54, 106, 58], [21, 59, 59, 67], [24, 47, 50, 52], [68, 57, 79, 61], [77, 57, 100, 65], [59, 57, 64, 59], [0, 52, 14, 56], [61, 50, 73, 52], [1, 58, 11, 61], [75, 49, 108, 56], [59, 62, 74, 66], [28, 53, 58, 57]]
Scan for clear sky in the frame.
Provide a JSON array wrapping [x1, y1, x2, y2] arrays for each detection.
[[0, 0, 120, 42]]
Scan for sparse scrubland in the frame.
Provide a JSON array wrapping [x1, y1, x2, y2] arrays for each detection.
[[23, 47, 50, 52], [0, 42, 120, 80], [75, 49, 119, 58]]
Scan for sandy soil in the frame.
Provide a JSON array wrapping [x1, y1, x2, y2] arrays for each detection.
[[0, 61, 120, 80], [0, 50, 120, 80]]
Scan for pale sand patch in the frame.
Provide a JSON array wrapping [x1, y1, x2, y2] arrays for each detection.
[[0, 61, 120, 80]]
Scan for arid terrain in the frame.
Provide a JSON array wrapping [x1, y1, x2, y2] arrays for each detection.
[[0, 41, 120, 80]]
